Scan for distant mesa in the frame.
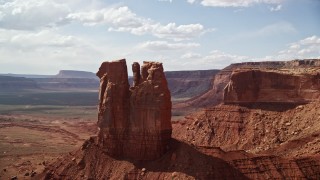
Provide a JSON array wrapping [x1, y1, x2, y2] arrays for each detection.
[[96, 59, 172, 160], [0, 70, 98, 79], [0, 76, 39, 91], [54, 70, 98, 79], [0, 70, 99, 92]]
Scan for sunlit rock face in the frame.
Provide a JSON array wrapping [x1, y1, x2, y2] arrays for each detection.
[[224, 70, 320, 104], [96, 59, 172, 160]]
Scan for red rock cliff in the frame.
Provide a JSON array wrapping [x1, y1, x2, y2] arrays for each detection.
[[224, 70, 320, 104], [96, 59, 172, 160], [175, 59, 320, 108]]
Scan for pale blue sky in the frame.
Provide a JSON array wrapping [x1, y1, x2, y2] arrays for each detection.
[[0, 0, 319, 74]]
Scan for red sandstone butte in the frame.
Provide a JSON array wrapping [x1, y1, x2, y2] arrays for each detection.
[[96, 59, 172, 160]]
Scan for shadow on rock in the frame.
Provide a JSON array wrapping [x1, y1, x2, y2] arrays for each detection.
[[40, 138, 249, 180], [129, 138, 249, 180]]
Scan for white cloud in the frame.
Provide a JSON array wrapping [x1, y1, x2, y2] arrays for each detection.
[[289, 44, 300, 50], [179, 50, 250, 69], [0, 0, 210, 74], [181, 52, 202, 59], [253, 35, 320, 61], [0, 1, 209, 41], [235, 21, 296, 39], [151, 23, 206, 41], [257, 22, 296, 35], [67, 6, 147, 28], [139, 35, 319, 71], [299, 35, 320, 45], [158, 0, 173, 2], [0, 29, 91, 54], [0, 0, 70, 30], [178, 35, 320, 70], [270, 4, 282, 11], [187, 0, 196, 4], [10, 30, 80, 48], [202, 50, 249, 64], [189, 0, 283, 7], [138, 41, 200, 51], [278, 35, 320, 58], [67, 6, 209, 41], [0, 28, 110, 74]]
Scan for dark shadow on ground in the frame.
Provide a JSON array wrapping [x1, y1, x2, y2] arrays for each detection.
[[39, 137, 320, 179], [126, 139, 249, 179]]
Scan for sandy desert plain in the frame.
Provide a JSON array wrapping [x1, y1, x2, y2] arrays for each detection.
[[0, 92, 99, 179]]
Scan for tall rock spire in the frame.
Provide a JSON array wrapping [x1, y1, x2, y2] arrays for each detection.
[[96, 59, 172, 160]]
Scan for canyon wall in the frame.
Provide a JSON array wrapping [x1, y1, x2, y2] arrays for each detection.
[[224, 70, 320, 104], [175, 59, 320, 108], [96, 59, 172, 160], [165, 70, 219, 99]]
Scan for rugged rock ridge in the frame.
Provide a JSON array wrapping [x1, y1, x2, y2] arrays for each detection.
[[224, 70, 320, 104], [96, 59, 172, 160]]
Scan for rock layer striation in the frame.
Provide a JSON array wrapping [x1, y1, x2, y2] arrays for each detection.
[[224, 70, 320, 104], [96, 59, 172, 160], [175, 59, 320, 108]]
